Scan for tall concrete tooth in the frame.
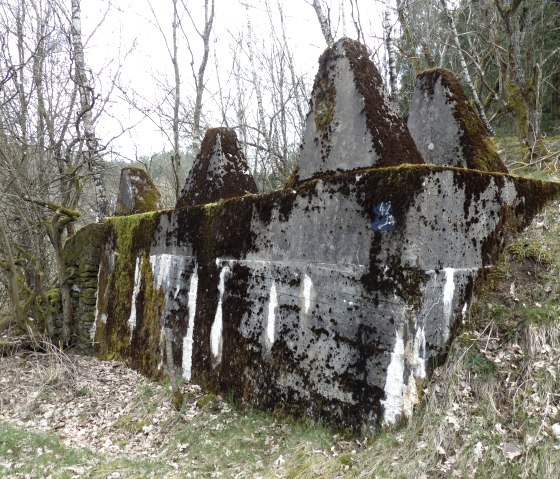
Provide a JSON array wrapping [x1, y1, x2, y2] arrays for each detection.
[[176, 127, 258, 208], [407, 68, 508, 173], [114, 167, 162, 216], [293, 37, 422, 184]]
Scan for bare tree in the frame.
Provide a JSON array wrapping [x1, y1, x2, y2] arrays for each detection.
[[70, 0, 109, 220], [440, 0, 495, 135], [186, 0, 215, 155], [310, 0, 334, 46], [0, 0, 119, 341]]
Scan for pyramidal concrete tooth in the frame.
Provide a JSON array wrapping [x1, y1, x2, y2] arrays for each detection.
[[407, 68, 508, 173], [114, 167, 162, 216], [176, 127, 258, 208], [294, 37, 423, 184]]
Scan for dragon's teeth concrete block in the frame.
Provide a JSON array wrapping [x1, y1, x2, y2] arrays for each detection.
[[114, 167, 161, 216], [64, 40, 560, 432], [407, 68, 508, 173], [177, 127, 258, 208], [294, 37, 422, 184]]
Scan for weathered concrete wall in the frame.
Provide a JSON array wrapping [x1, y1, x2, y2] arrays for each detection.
[[85, 165, 559, 429], [64, 38, 560, 431]]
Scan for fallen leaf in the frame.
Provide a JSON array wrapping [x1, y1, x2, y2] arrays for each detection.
[[502, 442, 523, 460]]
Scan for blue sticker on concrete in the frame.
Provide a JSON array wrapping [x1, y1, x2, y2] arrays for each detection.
[[371, 202, 396, 231]]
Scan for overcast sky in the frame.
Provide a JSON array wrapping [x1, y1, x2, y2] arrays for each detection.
[[82, 0, 387, 161]]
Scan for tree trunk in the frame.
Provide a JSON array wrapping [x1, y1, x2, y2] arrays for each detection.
[[311, 0, 334, 46], [70, 0, 109, 220], [192, 0, 215, 156], [171, 0, 181, 201], [441, 0, 495, 136], [0, 222, 26, 331], [384, 4, 398, 102]]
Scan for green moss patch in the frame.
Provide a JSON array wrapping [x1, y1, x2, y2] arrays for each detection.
[[94, 211, 161, 363]]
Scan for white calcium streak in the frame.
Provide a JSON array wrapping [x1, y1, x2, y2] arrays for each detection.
[[128, 257, 142, 339], [413, 327, 426, 379], [302, 274, 313, 314], [182, 271, 198, 381], [90, 263, 104, 342], [210, 266, 230, 366], [382, 329, 405, 425], [443, 267, 455, 324], [150, 254, 177, 291], [266, 282, 278, 346]]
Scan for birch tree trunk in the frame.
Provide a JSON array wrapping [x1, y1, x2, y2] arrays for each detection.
[[311, 0, 334, 46], [384, 4, 398, 102], [171, 0, 181, 201], [70, 0, 109, 220], [191, 0, 215, 156], [440, 0, 495, 136]]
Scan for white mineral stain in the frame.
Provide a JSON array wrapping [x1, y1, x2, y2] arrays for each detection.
[[382, 329, 405, 425], [150, 253, 186, 292], [302, 274, 314, 314], [413, 326, 426, 379], [443, 267, 455, 324], [265, 282, 278, 346], [210, 265, 230, 367], [128, 257, 142, 339], [91, 264, 104, 342], [157, 328, 165, 371], [182, 270, 198, 381]]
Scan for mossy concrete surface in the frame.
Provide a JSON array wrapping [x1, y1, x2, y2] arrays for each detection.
[[295, 38, 422, 184], [408, 68, 508, 174], [176, 128, 258, 208], [81, 164, 559, 430], [114, 167, 162, 216]]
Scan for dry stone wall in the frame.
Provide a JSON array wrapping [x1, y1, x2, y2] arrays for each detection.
[[65, 38, 560, 430]]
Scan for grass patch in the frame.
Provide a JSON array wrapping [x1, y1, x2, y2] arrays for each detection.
[[0, 423, 177, 479], [168, 406, 336, 477], [0, 423, 95, 479]]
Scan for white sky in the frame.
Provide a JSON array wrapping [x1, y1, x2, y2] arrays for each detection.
[[82, 0, 387, 160]]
